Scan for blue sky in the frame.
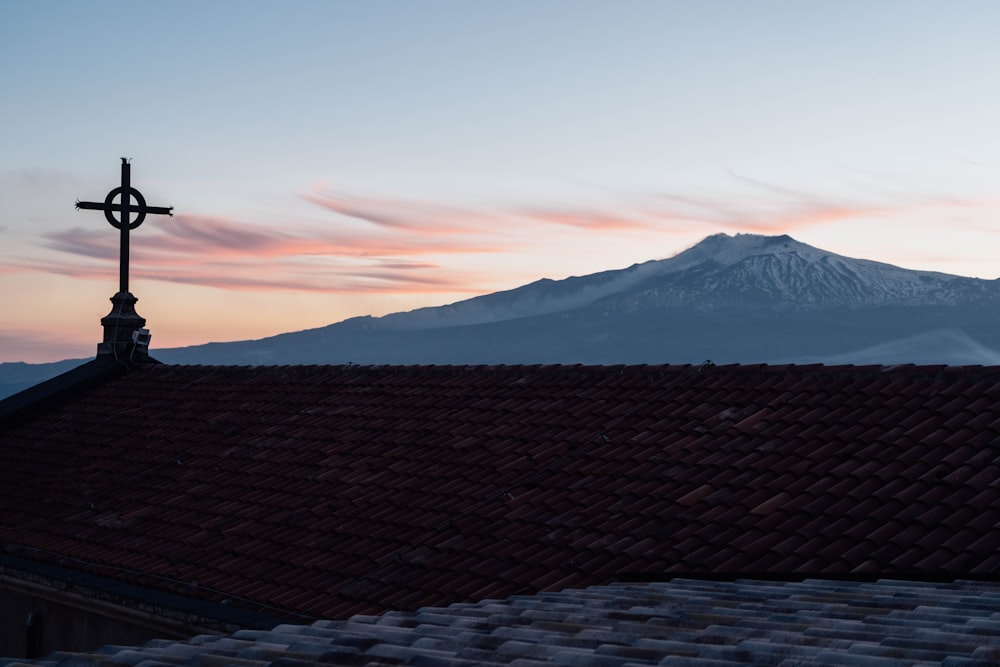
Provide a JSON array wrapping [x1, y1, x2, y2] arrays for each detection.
[[2, 1, 1000, 362]]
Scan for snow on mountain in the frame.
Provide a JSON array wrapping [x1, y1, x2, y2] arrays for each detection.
[[594, 233, 999, 313], [356, 259, 668, 331], [361, 233, 1000, 330]]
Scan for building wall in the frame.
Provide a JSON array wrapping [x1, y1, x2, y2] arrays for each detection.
[[0, 575, 210, 659]]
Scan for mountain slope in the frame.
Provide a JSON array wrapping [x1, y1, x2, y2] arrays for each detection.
[[598, 234, 997, 313], [153, 233, 1000, 366], [6, 233, 1000, 398], [342, 233, 1000, 333], [0, 358, 87, 399]]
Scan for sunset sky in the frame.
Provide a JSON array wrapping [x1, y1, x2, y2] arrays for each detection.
[[3, 1, 1000, 363]]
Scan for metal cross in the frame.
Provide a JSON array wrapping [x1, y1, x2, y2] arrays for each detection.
[[76, 158, 173, 295]]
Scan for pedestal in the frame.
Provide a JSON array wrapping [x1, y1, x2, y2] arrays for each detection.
[[97, 291, 149, 359]]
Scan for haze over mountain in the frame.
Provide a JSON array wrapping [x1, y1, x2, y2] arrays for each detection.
[[4, 233, 1000, 399]]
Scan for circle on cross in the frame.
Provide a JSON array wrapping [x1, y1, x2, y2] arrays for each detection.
[[103, 186, 149, 230]]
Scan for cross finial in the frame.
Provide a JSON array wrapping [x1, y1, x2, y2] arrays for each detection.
[[76, 160, 173, 358], [76, 158, 173, 294]]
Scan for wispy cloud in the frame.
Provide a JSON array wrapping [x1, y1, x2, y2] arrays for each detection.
[[513, 206, 652, 231], [678, 172, 1000, 234], [150, 216, 297, 255], [19, 177, 998, 297], [304, 182, 919, 243], [156, 214, 506, 259], [633, 170, 916, 234], [0, 329, 92, 364], [14, 252, 482, 295], [645, 194, 890, 233], [44, 228, 117, 260], [34, 211, 499, 294], [139, 264, 474, 294], [303, 191, 499, 234]]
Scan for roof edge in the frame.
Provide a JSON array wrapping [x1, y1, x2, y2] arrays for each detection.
[[0, 356, 160, 428], [0, 555, 286, 633]]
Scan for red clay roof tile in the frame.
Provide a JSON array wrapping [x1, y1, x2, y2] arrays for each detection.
[[2, 362, 1000, 621]]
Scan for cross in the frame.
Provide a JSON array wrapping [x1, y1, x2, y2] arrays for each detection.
[[76, 158, 173, 295]]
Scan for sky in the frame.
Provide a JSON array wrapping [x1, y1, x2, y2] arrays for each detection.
[[2, 1, 1000, 363]]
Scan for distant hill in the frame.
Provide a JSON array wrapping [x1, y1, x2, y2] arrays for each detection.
[[5, 233, 1000, 398], [0, 358, 88, 400]]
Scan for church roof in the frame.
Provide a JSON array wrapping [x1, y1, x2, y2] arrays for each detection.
[[0, 362, 998, 623]]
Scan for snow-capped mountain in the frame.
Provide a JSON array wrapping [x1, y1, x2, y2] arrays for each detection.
[[600, 233, 999, 312], [148, 233, 1000, 367], [5, 233, 1000, 397], [340, 233, 1000, 334]]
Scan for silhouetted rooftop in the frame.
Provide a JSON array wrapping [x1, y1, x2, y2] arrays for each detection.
[[1, 361, 998, 626]]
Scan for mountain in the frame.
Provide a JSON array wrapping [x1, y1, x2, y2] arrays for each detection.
[[152, 233, 1000, 366], [5, 233, 1000, 397], [598, 233, 997, 310], [0, 358, 88, 400]]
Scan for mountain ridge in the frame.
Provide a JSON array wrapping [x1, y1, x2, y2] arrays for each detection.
[[4, 233, 1000, 397], [150, 232, 1000, 367], [321, 233, 1000, 333], [600, 233, 997, 313]]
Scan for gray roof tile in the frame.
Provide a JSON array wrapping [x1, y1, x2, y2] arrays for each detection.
[[18, 579, 997, 667]]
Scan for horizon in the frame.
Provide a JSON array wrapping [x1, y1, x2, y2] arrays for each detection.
[[3, 2, 1000, 363]]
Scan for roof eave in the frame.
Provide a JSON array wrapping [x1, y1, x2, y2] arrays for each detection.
[[0, 355, 160, 429]]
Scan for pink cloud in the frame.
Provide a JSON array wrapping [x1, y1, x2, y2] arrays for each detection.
[[151, 215, 294, 254], [303, 191, 499, 235], [45, 227, 118, 260], [515, 207, 651, 231], [143, 267, 477, 294], [25, 181, 994, 299], [45, 215, 507, 264], [659, 172, 960, 233], [641, 189, 895, 234], [307, 188, 661, 234], [11, 255, 481, 295], [0, 329, 93, 364], [32, 213, 497, 294], [158, 214, 508, 258]]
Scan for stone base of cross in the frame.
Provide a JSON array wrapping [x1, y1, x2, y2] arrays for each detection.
[[98, 291, 148, 359]]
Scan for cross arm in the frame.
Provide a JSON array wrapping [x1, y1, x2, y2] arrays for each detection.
[[75, 200, 174, 216]]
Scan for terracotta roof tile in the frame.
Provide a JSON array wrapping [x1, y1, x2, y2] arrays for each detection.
[[2, 362, 1000, 621]]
